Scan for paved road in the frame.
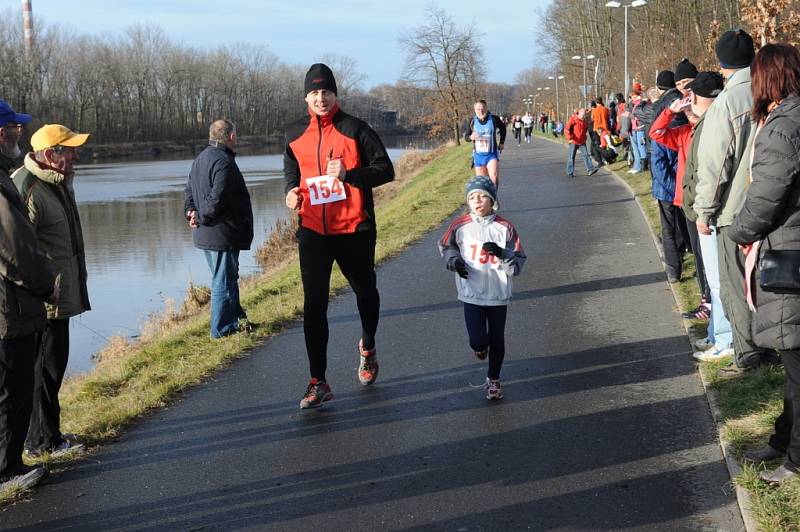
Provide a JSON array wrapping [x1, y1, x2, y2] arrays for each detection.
[[1, 139, 742, 531]]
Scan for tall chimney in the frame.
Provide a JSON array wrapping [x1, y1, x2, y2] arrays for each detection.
[[21, 0, 33, 57]]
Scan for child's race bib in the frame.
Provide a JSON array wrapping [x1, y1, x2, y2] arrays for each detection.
[[462, 237, 501, 270], [306, 175, 347, 205]]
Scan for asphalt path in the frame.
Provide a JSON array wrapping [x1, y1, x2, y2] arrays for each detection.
[[0, 138, 743, 531]]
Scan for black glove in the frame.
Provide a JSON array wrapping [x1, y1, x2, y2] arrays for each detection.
[[453, 257, 469, 278], [482, 242, 503, 258]]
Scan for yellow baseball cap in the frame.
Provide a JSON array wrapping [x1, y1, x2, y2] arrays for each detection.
[[30, 124, 90, 152]]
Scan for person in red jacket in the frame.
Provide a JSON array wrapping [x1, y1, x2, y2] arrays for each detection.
[[284, 63, 395, 409], [564, 108, 597, 178]]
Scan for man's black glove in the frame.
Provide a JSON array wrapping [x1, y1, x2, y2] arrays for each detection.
[[452, 257, 469, 278], [482, 242, 503, 257]]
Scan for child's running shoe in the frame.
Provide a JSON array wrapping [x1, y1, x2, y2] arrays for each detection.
[[474, 348, 488, 360], [299, 378, 333, 409], [486, 378, 503, 400], [358, 340, 379, 386]]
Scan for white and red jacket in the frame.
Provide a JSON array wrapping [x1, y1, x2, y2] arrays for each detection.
[[438, 213, 526, 306]]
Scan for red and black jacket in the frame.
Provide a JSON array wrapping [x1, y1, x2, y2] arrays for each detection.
[[284, 104, 394, 235]]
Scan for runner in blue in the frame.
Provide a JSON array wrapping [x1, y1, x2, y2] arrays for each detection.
[[463, 99, 506, 188]]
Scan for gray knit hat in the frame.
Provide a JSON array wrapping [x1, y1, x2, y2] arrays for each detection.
[[465, 176, 497, 205]]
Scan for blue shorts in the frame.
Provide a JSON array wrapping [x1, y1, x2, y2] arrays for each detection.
[[473, 151, 499, 168]]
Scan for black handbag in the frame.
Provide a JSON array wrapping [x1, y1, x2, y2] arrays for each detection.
[[759, 239, 800, 293]]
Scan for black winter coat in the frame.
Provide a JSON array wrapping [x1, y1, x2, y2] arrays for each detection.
[[729, 95, 800, 350], [184, 144, 254, 251]]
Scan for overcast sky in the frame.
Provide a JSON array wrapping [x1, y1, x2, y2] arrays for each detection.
[[1, 0, 553, 88]]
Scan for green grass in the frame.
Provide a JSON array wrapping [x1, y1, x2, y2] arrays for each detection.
[[533, 128, 795, 529], [0, 142, 474, 506]]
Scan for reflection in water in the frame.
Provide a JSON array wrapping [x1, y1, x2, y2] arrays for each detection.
[[67, 148, 408, 375]]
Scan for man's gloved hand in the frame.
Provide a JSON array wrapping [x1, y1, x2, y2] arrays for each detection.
[[452, 257, 469, 278], [482, 242, 503, 257]]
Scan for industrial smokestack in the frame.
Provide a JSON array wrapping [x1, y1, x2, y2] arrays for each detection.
[[21, 0, 33, 57]]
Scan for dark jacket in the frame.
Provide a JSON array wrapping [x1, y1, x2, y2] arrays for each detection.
[[0, 157, 54, 339], [632, 99, 655, 136], [14, 154, 90, 319], [681, 114, 707, 222], [185, 144, 254, 251], [649, 90, 685, 202], [728, 95, 800, 350], [284, 104, 394, 235]]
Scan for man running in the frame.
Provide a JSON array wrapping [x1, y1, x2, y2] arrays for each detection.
[[284, 63, 394, 409], [464, 99, 506, 188]]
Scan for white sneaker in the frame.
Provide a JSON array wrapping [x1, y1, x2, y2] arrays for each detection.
[[693, 346, 735, 361], [0, 466, 47, 491]]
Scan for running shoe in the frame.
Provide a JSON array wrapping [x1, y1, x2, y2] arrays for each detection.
[[474, 348, 488, 360], [693, 346, 734, 362], [24, 440, 85, 459], [486, 378, 503, 400], [299, 378, 333, 409], [682, 303, 710, 320], [0, 465, 48, 492], [358, 340, 379, 386], [693, 337, 714, 351]]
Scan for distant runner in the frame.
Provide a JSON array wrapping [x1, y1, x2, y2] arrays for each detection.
[[464, 99, 506, 188]]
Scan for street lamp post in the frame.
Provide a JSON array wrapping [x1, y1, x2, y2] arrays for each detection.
[[548, 74, 565, 121], [571, 54, 596, 107], [605, 0, 647, 97]]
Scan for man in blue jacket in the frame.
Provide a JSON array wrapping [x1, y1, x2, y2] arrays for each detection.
[[184, 119, 254, 338]]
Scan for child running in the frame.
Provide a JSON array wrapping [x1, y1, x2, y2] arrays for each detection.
[[438, 176, 526, 399]]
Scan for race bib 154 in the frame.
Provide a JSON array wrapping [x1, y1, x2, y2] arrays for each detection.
[[306, 175, 347, 205]]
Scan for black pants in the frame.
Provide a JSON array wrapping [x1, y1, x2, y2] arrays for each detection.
[[26, 318, 69, 451], [298, 227, 380, 381], [658, 200, 689, 279], [0, 333, 38, 478], [685, 218, 710, 301], [769, 350, 800, 471], [463, 303, 507, 380]]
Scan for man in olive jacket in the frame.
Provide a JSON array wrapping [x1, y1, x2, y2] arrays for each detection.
[[0, 102, 56, 490], [13, 124, 90, 458], [693, 29, 771, 376]]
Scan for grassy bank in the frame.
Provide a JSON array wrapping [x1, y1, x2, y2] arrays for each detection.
[[0, 142, 474, 505], [534, 129, 795, 531]]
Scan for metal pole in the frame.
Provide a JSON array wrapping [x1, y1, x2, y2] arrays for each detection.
[[624, 5, 629, 97], [21, 0, 33, 58], [582, 57, 587, 108], [555, 76, 560, 121]]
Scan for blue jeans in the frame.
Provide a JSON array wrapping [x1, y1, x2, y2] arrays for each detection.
[[631, 130, 647, 171], [566, 143, 594, 176], [697, 229, 732, 349], [204, 250, 246, 338]]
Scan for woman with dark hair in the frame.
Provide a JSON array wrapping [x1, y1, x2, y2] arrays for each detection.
[[729, 43, 800, 485]]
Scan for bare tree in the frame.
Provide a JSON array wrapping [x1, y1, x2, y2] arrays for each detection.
[[399, 5, 485, 143]]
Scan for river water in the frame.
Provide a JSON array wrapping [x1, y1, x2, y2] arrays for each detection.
[[67, 144, 415, 375]]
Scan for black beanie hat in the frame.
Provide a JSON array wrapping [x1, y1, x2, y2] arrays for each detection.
[[715, 29, 755, 69], [674, 59, 698, 82], [687, 71, 725, 98], [304, 63, 337, 95], [656, 70, 675, 90]]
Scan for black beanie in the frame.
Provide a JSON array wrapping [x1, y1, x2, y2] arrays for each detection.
[[687, 71, 725, 98], [656, 70, 675, 90], [715, 29, 755, 69], [674, 59, 698, 82], [304, 63, 337, 95]]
